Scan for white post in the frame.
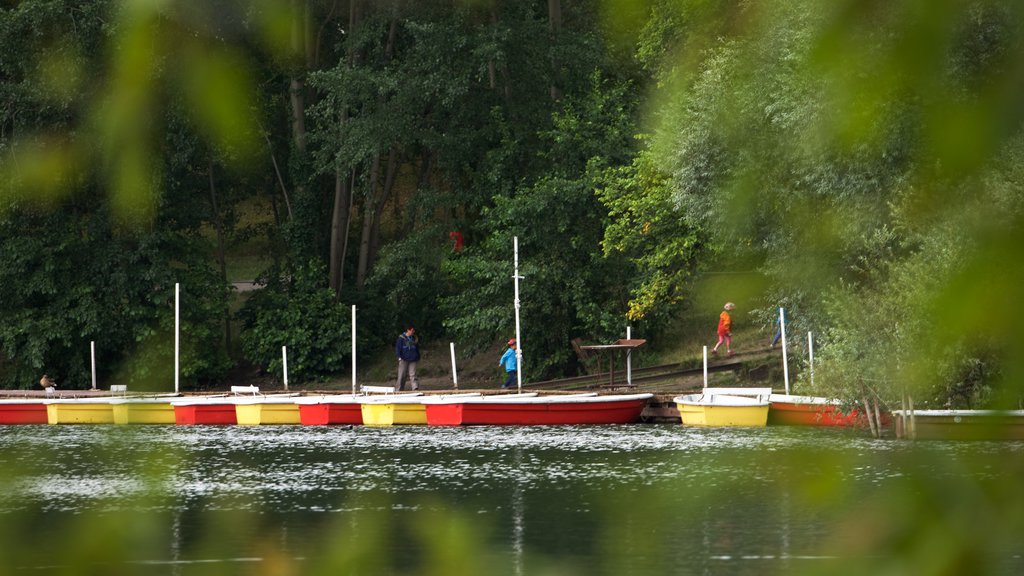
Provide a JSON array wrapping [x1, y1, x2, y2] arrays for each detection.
[[808, 331, 815, 388], [780, 307, 790, 395], [174, 283, 180, 394], [450, 342, 459, 389], [703, 345, 708, 389], [90, 341, 97, 391], [626, 326, 633, 387], [282, 346, 289, 391], [513, 237, 523, 393], [351, 305, 357, 394]]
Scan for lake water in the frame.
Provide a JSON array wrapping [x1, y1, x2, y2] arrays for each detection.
[[1, 424, 1022, 575]]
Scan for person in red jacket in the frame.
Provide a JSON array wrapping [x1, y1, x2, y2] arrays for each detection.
[[712, 302, 736, 357]]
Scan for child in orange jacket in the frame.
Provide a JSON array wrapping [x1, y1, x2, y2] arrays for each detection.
[[712, 302, 736, 356]]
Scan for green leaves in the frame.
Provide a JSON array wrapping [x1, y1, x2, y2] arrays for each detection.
[[240, 260, 351, 383]]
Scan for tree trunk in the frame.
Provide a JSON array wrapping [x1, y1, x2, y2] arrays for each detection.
[[289, 0, 311, 155], [548, 0, 563, 101], [207, 158, 232, 353], [329, 164, 352, 297], [356, 154, 382, 289], [862, 398, 878, 438], [368, 146, 399, 268], [263, 128, 293, 220], [354, 18, 399, 290], [326, 0, 364, 297], [407, 150, 433, 226]]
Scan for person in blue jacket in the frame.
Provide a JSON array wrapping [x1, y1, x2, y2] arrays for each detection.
[[395, 325, 420, 391], [499, 338, 518, 389], [770, 313, 789, 349]]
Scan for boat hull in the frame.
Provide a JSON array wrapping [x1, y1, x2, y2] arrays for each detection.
[[235, 402, 301, 425], [298, 403, 362, 425], [678, 403, 769, 426], [0, 401, 49, 425], [425, 397, 649, 426], [174, 404, 237, 425], [361, 403, 426, 426], [767, 395, 859, 427], [46, 402, 114, 425], [112, 402, 176, 425], [893, 410, 1024, 440], [675, 393, 770, 427]]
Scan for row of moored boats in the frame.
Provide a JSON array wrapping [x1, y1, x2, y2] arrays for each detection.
[[3, 386, 1017, 437], [0, 387, 656, 426]]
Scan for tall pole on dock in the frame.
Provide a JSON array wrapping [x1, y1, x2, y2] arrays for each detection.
[[351, 305, 357, 394], [282, 346, 289, 391], [703, 346, 708, 389], [90, 341, 97, 390], [174, 283, 180, 394], [513, 236, 523, 393], [808, 331, 815, 388], [780, 307, 789, 395], [450, 342, 459, 389]]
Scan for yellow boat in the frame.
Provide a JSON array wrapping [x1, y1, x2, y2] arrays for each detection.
[[233, 395, 302, 425], [44, 398, 116, 425], [674, 387, 772, 427], [359, 393, 484, 426], [109, 396, 179, 425]]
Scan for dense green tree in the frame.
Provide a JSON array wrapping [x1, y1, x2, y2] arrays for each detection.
[[618, 0, 1024, 407], [442, 70, 640, 378], [0, 0, 282, 388]]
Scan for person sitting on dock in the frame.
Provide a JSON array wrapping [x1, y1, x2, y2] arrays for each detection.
[[500, 339, 518, 389], [711, 302, 735, 357], [39, 374, 56, 393]]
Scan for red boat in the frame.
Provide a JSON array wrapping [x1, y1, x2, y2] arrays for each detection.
[[171, 396, 237, 425], [296, 394, 363, 425], [423, 393, 653, 426], [767, 394, 861, 426], [0, 399, 49, 425], [295, 393, 425, 425]]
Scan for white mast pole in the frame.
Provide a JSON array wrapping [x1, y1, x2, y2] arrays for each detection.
[[808, 331, 815, 388], [90, 341, 97, 391], [780, 307, 790, 395], [351, 305, 357, 394], [513, 237, 523, 393], [703, 345, 708, 389], [282, 346, 289, 391], [174, 283, 180, 394], [450, 342, 459, 389]]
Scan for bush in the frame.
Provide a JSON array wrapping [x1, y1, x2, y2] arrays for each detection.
[[239, 261, 351, 383]]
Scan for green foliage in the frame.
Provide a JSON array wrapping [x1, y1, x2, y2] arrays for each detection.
[[597, 146, 703, 325], [239, 260, 351, 383], [627, 0, 1024, 407], [0, 206, 231, 390], [440, 68, 640, 378], [364, 224, 451, 340]]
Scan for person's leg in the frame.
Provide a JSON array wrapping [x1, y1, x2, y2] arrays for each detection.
[[771, 330, 781, 348], [725, 335, 733, 355], [502, 371, 516, 388], [409, 361, 419, 391], [397, 360, 409, 391], [713, 334, 724, 353]]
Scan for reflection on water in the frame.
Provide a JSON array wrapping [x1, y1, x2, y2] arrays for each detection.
[[0, 425, 1022, 574]]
